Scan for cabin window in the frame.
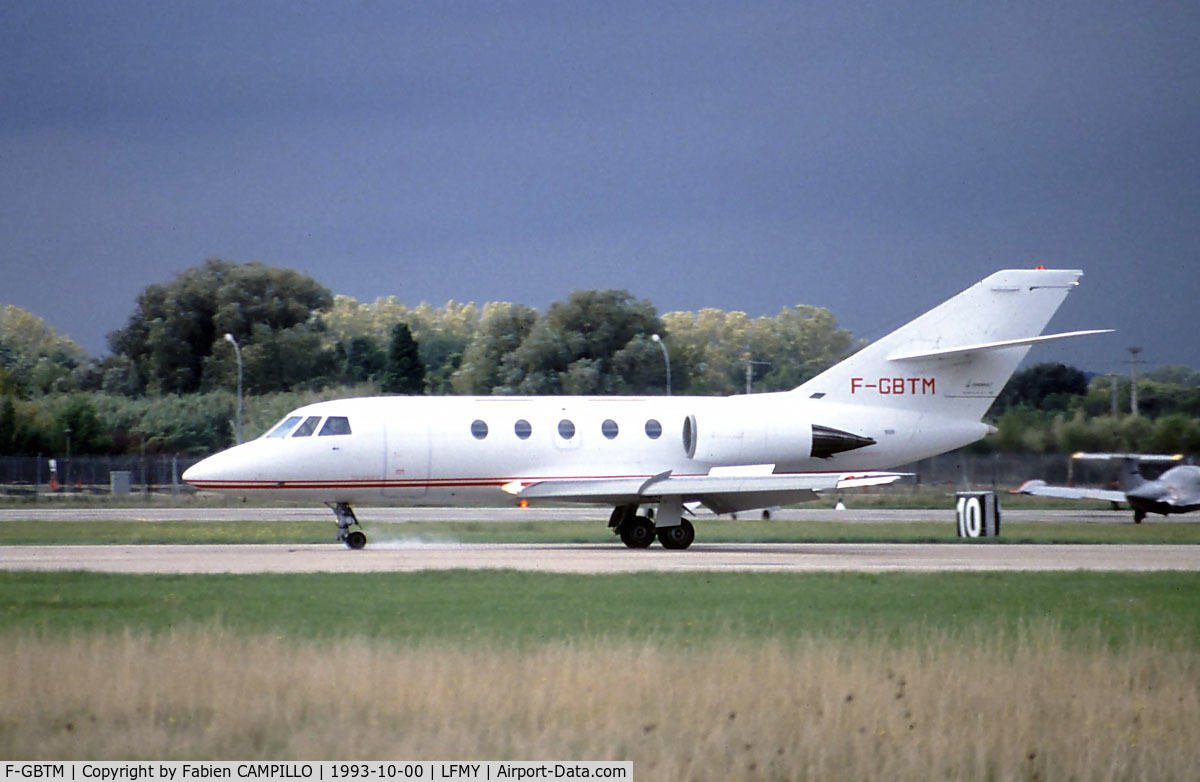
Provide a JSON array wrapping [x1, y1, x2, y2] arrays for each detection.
[[601, 419, 619, 439], [292, 416, 322, 438], [558, 419, 576, 440], [319, 416, 352, 436], [644, 419, 662, 439], [266, 416, 303, 438], [514, 419, 532, 440], [471, 420, 489, 440]]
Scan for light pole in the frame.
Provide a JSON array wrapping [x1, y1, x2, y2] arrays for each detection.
[[63, 424, 71, 489], [224, 333, 244, 444], [1128, 347, 1142, 417], [650, 334, 671, 396]]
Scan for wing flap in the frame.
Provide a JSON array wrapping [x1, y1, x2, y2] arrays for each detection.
[[1016, 480, 1126, 504], [514, 471, 906, 512]]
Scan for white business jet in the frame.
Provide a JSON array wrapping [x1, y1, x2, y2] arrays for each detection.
[[183, 269, 1109, 549]]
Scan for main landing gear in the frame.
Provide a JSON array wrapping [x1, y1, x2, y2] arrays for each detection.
[[657, 520, 696, 550], [328, 502, 367, 549], [609, 504, 696, 550]]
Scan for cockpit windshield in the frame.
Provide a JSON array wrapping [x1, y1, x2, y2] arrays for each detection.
[[292, 416, 322, 437], [263, 414, 352, 439], [319, 416, 352, 436], [265, 415, 303, 438]]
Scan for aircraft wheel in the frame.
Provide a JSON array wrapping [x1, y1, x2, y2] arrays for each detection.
[[619, 516, 656, 549], [657, 519, 695, 550], [345, 530, 367, 550]]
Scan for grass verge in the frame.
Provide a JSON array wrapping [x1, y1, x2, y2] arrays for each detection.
[[3, 571, 1199, 775], [2, 518, 1199, 545], [2, 570, 1198, 649]]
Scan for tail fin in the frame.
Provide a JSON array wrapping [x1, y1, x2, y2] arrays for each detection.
[[1116, 458, 1147, 492], [793, 269, 1109, 421]]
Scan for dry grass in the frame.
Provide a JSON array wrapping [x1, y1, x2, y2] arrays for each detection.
[[1, 628, 1198, 780]]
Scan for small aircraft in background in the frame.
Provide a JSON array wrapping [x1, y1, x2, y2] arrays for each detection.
[[184, 268, 1109, 549], [1016, 453, 1200, 523]]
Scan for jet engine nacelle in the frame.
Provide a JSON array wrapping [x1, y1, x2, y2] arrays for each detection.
[[683, 410, 875, 465]]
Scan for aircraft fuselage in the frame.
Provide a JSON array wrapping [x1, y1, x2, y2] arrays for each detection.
[[182, 392, 986, 505]]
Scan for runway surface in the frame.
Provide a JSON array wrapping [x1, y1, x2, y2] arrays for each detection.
[[2, 506, 1195, 574], [2, 541, 1198, 574], [0, 506, 1158, 523]]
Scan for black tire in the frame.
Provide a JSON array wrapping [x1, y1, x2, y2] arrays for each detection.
[[619, 516, 656, 548], [657, 519, 695, 550], [345, 530, 367, 549]]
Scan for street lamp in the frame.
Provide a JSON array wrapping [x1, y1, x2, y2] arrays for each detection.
[[63, 424, 71, 489], [650, 334, 671, 396], [224, 333, 244, 444]]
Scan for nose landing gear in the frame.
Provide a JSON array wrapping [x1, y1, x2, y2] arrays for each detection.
[[328, 502, 367, 549]]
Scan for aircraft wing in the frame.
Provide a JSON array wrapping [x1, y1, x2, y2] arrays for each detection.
[[1015, 479, 1126, 504], [510, 471, 905, 515]]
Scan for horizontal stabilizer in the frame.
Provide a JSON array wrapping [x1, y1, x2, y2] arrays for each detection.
[[888, 330, 1113, 362]]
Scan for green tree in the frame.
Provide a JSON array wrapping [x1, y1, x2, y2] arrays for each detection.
[[1144, 365, 1200, 388], [0, 305, 91, 396], [56, 395, 113, 455], [498, 290, 662, 395], [231, 322, 339, 394], [451, 303, 540, 394], [0, 396, 15, 454], [1151, 414, 1200, 454], [340, 335, 387, 385], [108, 259, 334, 395], [611, 334, 673, 395], [991, 363, 1088, 414], [661, 304, 854, 395], [381, 323, 425, 394], [321, 297, 483, 392]]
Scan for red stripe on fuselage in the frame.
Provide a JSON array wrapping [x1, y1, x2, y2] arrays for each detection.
[[186, 470, 844, 492]]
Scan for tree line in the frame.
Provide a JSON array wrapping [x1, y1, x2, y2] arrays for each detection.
[[2, 259, 1198, 456]]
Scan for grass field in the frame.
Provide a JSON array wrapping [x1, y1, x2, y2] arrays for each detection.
[[1, 570, 1199, 776], [2, 517, 1200, 545], [2, 510, 1199, 777], [3, 629, 1198, 777]]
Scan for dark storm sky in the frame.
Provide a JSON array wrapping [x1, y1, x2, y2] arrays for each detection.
[[2, 1, 1197, 374]]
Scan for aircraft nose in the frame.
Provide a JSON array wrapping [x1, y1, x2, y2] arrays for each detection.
[[180, 458, 207, 485], [182, 445, 259, 489], [1126, 482, 1167, 501], [182, 453, 222, 486]]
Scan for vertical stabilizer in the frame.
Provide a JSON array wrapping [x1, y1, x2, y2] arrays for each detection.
[[794, 269, 1088, 421], [1116, 458, 1148, 492]]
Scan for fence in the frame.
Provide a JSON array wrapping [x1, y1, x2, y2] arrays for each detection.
[[0, 454, 206, 496], [1, 451, 1179, 498]]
